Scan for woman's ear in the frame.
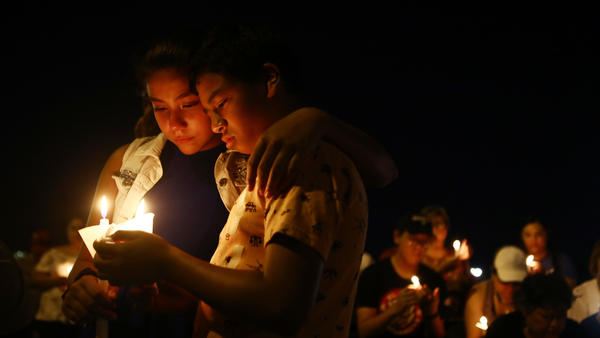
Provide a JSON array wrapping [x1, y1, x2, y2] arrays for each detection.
[[263, 63, 281, 98]]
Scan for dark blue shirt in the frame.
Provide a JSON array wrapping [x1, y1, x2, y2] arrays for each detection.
[[144, 141, 228, 261]]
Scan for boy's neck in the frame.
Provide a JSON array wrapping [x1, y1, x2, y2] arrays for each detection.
[[391, 254, 419, 279]]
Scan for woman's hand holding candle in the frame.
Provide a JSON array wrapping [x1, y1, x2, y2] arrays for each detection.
[[61, 274, 118, 323]]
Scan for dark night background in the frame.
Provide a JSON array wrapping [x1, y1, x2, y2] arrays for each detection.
[[1, 11, 598, 283]]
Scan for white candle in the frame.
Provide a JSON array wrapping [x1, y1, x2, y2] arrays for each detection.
[[99, 196, 109, 226], [97, 195, 110, 338], [475, 315, 488, 331], [106, 200, 154, 236]]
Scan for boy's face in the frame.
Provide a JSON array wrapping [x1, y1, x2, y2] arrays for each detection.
[[394, 230, 432, 267], [524, 305, 567, 338], [195, 72, 273, 155]]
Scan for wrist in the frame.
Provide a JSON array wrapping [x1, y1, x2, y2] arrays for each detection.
[[62, 268, 99, 300], [161, 244, 177, 281]]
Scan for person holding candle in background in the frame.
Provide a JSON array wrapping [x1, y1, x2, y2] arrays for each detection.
[[91, 23, 399, 337], [485, 273, 588, 338], [63, 25, 398, 337], [32, 216, 84, 338], [354, 214, 446, 337], [463, 245, 528, 338], [520, 216, 577, 288], [415, 205, 475, 337]]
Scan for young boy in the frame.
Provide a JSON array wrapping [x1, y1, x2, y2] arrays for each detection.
[[94, 25, 371, 337], [354, 215, 446, 337]]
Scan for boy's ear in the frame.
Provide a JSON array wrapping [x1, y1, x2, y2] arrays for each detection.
[[263, 63, 281, 98], [393, 229, 402, 245]]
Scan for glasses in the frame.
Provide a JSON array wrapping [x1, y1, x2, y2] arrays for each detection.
[[405, 236, 432, 249]]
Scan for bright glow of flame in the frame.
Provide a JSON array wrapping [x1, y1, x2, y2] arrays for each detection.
[[475, 315, 488, 330], [453, 239, 461, 251], [526, 254, 535, 267], [410, 275, 421, 288], [136, 199, 146, 219], [100, 196, 108, 219], [56, 262, 73, 277], [470, 267, 483, 277]]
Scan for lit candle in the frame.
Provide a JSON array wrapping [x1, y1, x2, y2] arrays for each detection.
[[107, 200, 154, 236], [408, 275, 422, 289], [99, 196, 109, 226], [475, 315, 488, 331], [98, 196, 110, 338], [453, 239, 461, 255], [470, 267, 483, 278], [56, 262, 73, 278], [526, 254, 538, 273]]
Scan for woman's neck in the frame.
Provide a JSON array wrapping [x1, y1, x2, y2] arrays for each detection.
[[533, 249, 548, 261]]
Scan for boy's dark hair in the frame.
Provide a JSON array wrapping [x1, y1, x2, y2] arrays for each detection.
[[395, 214, 433, 236], [190, 24, 303, 94], [513, 273, 574, 314]]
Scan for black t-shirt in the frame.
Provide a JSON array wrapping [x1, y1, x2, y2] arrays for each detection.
[[486, 311, 590, 338], [355, 259, 447, 337]]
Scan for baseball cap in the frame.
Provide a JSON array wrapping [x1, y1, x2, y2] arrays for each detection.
[[395, 214, 433, 236], [493, 245, 528, 283]]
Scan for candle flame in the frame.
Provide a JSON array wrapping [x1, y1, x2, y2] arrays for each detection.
[[470, 267, 483, 277], [453, 239, 461, 251], [475, 315, 488, 330], [526, 254, 535, 267], [100, 196, 108, 219], [410, 275, 421, 288], [136, 200, 146, 219], [56, 262, 74, 277]]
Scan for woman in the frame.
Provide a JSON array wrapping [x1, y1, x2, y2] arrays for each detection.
[[521, 217, 577, 288], [418, 205, 473, 337], [62, 29, 398, 337]]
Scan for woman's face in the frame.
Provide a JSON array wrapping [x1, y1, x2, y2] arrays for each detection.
[[146, 68, 221, 154], [523, 306, 567, 338], [430, 215, 448, 241], [521, 222, 547, 256]]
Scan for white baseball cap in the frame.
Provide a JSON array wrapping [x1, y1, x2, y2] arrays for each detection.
[[493, 245, 528, 283]]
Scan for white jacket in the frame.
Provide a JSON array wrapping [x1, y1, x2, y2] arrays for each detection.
[[112, 134, 167, 223]]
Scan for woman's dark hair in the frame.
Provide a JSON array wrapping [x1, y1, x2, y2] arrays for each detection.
[[418, 205, 450, 228], [190, 24, 303, 95], [513, 273, 573, 314], [132, 30, 206, 137]]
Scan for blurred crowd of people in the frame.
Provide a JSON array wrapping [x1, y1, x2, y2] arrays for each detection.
[[1, 217, 84, 338], [353, 205, 600, 337]]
